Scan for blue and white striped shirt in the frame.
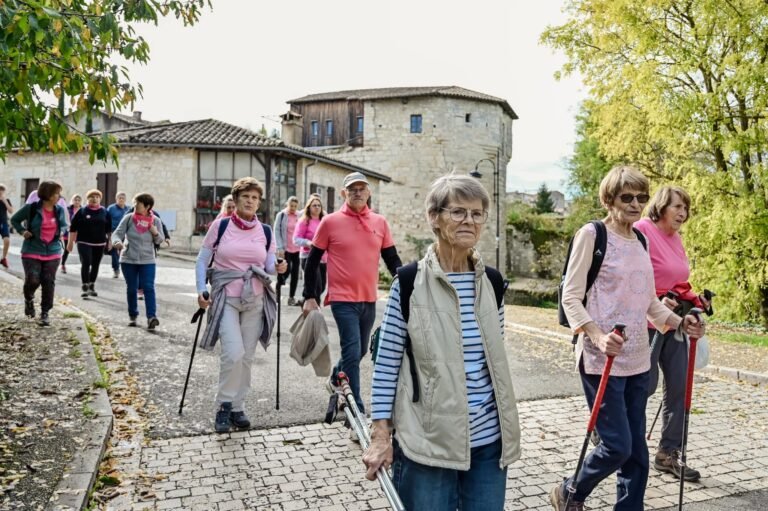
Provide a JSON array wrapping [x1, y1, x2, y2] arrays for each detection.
[[371, 272, 505, 448]]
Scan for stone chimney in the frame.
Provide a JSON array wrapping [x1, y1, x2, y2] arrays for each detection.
[[132, 111, 142, 121], [280, 111, 303, 146]]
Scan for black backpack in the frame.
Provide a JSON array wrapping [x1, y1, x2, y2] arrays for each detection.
[[370, 261, 507, 402], [557, 220, 647, 344]]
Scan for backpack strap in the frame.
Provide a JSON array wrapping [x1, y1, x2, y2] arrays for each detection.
[[483, 266, 507, 308], [584, 220, 607, 295], [632, 227, 647, 251], [395, 262, 420, 402]]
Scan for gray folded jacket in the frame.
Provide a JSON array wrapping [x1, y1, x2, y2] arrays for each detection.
[[200, 266, 276, 351], [288, 310, 332, 377]]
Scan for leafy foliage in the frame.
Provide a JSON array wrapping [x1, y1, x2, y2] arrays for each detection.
[[0, 0, 210, 164], [542, 0, 768, 326]]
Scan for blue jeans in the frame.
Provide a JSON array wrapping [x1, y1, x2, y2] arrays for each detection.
[[566, 359, 650, 510], [110, 247, 121, 272], [330, 301, 376, 413], [121, 263, 157, 318], [393, 438, 507, 510]]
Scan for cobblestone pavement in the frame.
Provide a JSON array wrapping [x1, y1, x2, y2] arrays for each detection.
[[124, 377, 767, 510]]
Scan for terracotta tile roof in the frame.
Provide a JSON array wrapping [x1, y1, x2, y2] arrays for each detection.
[[288, 86, 518, 119], [109, 119, 390, 182]]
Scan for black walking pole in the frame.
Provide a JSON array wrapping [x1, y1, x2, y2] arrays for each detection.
[[565, 323, 626, 509], [679, 308, 703, 510], [275, 260, 283, 411], [179, 291, 209, 415]]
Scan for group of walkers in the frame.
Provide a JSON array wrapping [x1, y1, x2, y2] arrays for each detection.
[[5, 162, 709, 510], [3, 181, 169, 330]]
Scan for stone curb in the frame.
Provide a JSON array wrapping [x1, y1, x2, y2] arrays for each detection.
[[506, 320, 768, 386], [45, 306, 113, 511], [697, 365, 768, 386]]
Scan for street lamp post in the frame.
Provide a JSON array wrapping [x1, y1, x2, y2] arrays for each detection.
[[470, 156, 500, 269]]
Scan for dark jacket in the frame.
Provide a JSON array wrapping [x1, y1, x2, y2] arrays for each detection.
[[10, 201, 67, 257]]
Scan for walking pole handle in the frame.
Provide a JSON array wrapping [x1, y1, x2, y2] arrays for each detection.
[[587, 323, 625, 432], [684, 308, 703, 411]]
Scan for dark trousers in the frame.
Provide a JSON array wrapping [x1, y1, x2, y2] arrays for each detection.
[[566, 358, 650, 510], [648, 328, 687, 452], [22, 258, 60, 313], [278, 251, 300, 298], [110, 247, 121, 271], [330, 301, 376, 413], [301, 258, 326, 301], [76, 244, 105, 285]]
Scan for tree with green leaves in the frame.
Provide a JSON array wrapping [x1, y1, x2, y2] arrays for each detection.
[[0, 0, 210, 164], [535, 183, 555, 214], [542, 0, 768, 325]]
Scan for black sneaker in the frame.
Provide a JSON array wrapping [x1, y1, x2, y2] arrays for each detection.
[[230, 410, 251, 429], [654, 449, 701, 481], [81, 283, 89, 298], [24, 300, 35, 318], [215, 402, 232, 433], [128, 316, 138, 327], [39, 312, 50, 327], [88, 283, 98, 297], [147, 317, 159, 331]]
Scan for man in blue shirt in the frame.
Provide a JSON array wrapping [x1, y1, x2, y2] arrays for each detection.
[[106, 192, 129, 278]]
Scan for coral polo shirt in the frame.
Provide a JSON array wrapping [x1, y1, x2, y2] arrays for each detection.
[[312, 204, 394, 303]]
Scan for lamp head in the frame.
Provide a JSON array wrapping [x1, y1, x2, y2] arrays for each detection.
[[469, 169, 482, 179]]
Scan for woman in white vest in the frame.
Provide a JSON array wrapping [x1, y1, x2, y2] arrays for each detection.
[[363, 174, 521, 510]]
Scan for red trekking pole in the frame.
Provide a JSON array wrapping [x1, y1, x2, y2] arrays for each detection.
[[565, 322, 626, 509], [678, 308, 703, 510]]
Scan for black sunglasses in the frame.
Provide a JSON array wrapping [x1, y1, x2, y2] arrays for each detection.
[[618, 193, 650, 204]]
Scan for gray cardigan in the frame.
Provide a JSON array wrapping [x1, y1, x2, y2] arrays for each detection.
[[111, 213, 165, 264]]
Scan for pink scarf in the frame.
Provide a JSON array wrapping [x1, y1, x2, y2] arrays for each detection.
[[340, 203, 373, 234], [132, 213, 153, 234], [230, 212, 259, 230]]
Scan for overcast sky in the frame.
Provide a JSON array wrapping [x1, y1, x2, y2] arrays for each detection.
[[123, 0, 584, 194]]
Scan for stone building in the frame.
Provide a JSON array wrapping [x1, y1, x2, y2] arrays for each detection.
[[285, 86, 517, 270], [0, 119, 389, 252]]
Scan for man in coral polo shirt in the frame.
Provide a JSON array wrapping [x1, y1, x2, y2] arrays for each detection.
[[302, 172, 402, 426]]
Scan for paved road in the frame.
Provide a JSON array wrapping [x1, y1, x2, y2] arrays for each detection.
[[5, 244, 582, 440]]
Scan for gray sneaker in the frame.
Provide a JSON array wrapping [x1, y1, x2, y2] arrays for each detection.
[[549, 484, 584, 511]]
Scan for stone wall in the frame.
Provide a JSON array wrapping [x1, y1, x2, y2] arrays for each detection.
[[317, 96, 514, 269], [0, 147, 198, 246]]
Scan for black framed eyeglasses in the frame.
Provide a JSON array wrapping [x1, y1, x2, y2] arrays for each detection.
[[441, 207, 489, 224], [618, 193, 650, 204]]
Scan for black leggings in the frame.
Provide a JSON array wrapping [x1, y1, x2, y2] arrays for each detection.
[[77, 244, 105, 285], [301, 258, 327, 300], [22, 258, 60, 313], [279, 251, 301, 298]]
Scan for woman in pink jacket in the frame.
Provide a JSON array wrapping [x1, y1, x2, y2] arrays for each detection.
[[293, 194, 327, 303]]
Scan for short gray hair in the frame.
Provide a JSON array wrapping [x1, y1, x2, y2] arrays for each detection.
[[425, 174, 490, 225]]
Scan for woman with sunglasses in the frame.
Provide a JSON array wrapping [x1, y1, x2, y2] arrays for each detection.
[[634, 186, 710, 483], [550, 165, 705, 511]]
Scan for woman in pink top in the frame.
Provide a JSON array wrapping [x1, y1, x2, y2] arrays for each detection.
[[195, 178, 287, 434], [10, 181, 67, 327], [293, 194, 327, 303], [634, 186, 711, 482], [274, 197, 301, 305], [551, 166, 705, 511]]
